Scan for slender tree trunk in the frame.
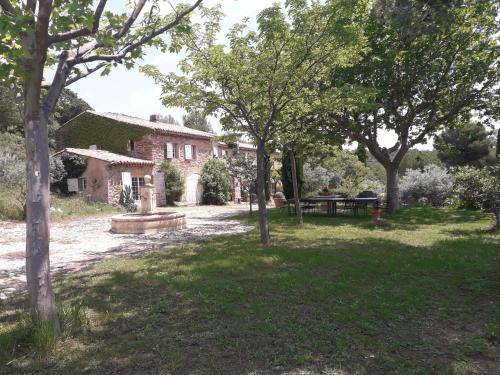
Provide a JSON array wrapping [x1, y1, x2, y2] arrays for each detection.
[[25, 113, 58, 329], [494, 208, 499, 230], [22, 5, 60, 333], [249, 191, 252, 215], [385, 165, 400, 212], [288, 149, 303, 226], [256, 141, 270, 244]]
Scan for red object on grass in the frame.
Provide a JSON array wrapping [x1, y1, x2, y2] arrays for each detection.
[[371, 208, 381, 220]]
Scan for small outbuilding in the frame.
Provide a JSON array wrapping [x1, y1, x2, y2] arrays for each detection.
[[58, 147, 155, 205]]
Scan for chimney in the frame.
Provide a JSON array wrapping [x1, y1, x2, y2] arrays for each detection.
[[150, 114, 160, 122]]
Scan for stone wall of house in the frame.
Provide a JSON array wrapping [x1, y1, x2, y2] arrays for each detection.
[[125, 131, 267, 205], [107, 164, 154, 205], [131, 132, 216, 204]]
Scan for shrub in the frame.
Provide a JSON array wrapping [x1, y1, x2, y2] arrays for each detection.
[[0, 132, 24, 158], [303, 164, 330, 195], [451, 166, 499, 228], [52, 153, 87, 194], [400, 164, 454, 206], [160, 161, 184, 205], [49, 156, 67, 184], [119, 185, 137, 212], [200, 159, 232, 205], [0, 153, 26, 219]]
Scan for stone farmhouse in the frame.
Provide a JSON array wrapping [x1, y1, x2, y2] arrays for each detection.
[[56, 111, 260, 206]]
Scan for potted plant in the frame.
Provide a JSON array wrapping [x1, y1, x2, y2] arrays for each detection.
[[273, 191, 286, 208]]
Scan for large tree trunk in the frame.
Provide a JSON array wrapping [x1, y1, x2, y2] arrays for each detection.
[[288, 149, 303, 226], [256, 141, 270, 244], [385, 165, 400, 212]]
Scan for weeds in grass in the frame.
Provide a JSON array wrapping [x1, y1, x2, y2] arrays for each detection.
[[57, 300, 89, 338], [0, 301, 89, 360]]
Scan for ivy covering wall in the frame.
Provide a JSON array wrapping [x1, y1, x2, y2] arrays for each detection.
[[57, 112, 151, 153]]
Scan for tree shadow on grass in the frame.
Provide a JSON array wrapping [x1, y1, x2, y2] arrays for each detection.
[[1, 229, 498, 375]]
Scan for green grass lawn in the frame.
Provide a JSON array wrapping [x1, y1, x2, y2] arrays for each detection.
[[1, 207, 499, 374]]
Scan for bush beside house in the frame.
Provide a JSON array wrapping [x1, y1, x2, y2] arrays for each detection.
[[200, 159, 232, 205], [160, 161, 184, 205]]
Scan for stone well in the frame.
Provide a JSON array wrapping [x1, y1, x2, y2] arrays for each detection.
[[111, 175, 187, 234]]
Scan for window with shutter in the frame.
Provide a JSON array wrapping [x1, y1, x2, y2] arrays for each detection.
[[165, 142, 173, 159], [185, 144, 192, 160]]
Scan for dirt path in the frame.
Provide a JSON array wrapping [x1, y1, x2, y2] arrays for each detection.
[[0, 205, 255, 299]]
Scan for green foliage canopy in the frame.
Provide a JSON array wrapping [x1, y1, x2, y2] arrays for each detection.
[[183, 110, 213, 133], [142, 0, 368, 145], [434, 121, 494, 168]]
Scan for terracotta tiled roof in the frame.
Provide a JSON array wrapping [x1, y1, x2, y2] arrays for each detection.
[[238, 142, 257, 151], [61, 148, 154, 166], [86, 111, 214, 139]]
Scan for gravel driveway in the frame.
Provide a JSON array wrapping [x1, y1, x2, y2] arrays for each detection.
[[0, 205, 255, 299]]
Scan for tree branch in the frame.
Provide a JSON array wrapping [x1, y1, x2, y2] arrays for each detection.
[[65, 62, 108, 87], [0, 0, 15, 14], [72, 0, 203, 65], [48, 0, 107, 44], [114, 0, 146, 39]]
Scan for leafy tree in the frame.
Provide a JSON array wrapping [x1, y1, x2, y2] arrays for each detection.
[[398, 150, 442, 175], [0, 0, 202, 333], [50, 153, 87, 193], [143, 1, 368, 243], [53, 88, 92, 125], [497, 129, 500, 158], [0, 83, 23, 134], [159, 113, 181, 125], [159, 161, 184, 205], [200, 159, 232, 205], [434, 121, 494, 167], [322, 0, 499, 212], [225, 152, 257, 213], [183, 110, 213, 133], [60, 153, 87, 179]]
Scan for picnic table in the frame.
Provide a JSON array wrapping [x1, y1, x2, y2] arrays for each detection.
[[287, 196, 379, 216]]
